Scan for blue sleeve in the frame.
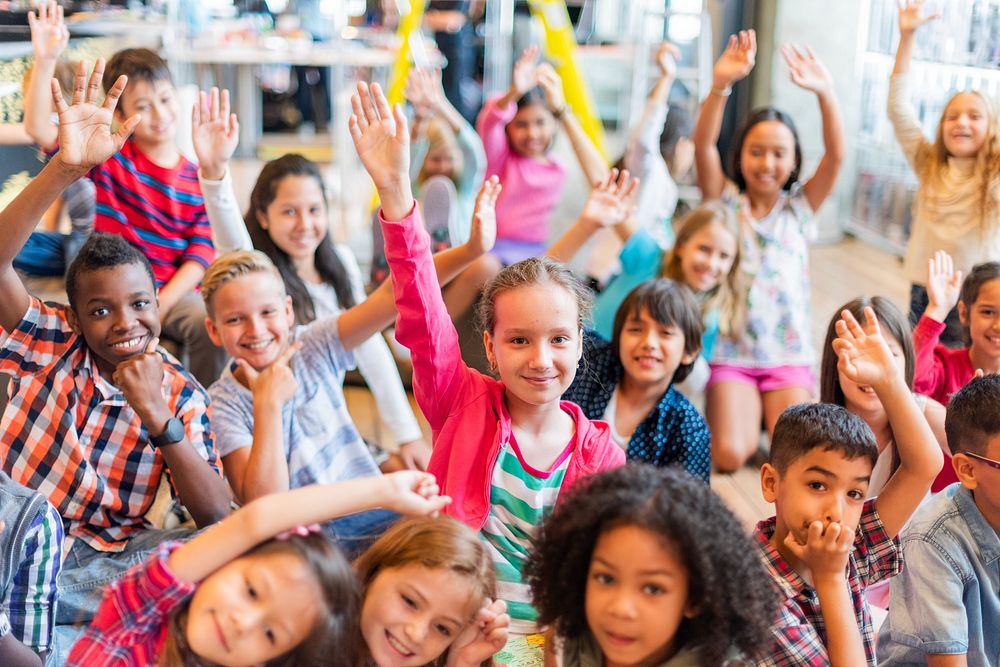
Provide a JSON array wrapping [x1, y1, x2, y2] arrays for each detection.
[[618, 228, 663, 274], [701, 307, 720, 360]]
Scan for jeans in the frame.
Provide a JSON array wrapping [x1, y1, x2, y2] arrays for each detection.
[[909, 283, 965, 348], [13, 230, 90, 278], [322, 508, 399, 560]]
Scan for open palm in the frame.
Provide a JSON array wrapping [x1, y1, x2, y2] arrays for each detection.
[[782, 45, 832, 94], [54, 60, 138, 171], [581, 169, 637, 229], [28, 1, 68, 61], [192, 87, 239, 178], [467, 176, 500, 256], [511, 45, 540, 96], [349, 82, 410, 191], [898, 0, 939, 35], [832, 307, 897, 389], [714, 30, 756, 86]]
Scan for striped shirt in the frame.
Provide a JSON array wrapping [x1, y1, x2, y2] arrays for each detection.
[[480, 437, 572, 633], [0, 298, 221, 552], [7, 501, 63, 653], [67, 541, 193, 666], [91, 140, 215, 287]]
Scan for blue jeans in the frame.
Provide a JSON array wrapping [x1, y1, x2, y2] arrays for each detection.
[[909, 283, 965, 348], [323, 508, 399, 560], [13, 230, 89, 277]]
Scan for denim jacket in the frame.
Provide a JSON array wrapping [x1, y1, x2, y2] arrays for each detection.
[[877, 483, 1000, 666]]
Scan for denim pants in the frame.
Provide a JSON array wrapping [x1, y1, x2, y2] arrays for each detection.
[[322, 508, 400, 560], [13, 230, 89, 278]]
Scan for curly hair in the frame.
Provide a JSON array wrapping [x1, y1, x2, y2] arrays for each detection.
[[65, 232, 156, 310], [525, 465, 778, 665]]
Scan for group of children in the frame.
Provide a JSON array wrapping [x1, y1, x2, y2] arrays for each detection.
[[0, 0, 997, 665]]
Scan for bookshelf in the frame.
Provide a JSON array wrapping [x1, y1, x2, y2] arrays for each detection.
[[847, 0, 1000, 256]]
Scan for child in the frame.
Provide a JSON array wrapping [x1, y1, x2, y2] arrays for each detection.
[[820, 296, 948, 495], [563, 279, 710, 482], [67, 471, 450, 667], [0, 471, 63, 666], [756, 307, 942, 665], [877, 375, 1000, 666], [914, 250, 1000, 405], [0, 60, 231, 631], [526, 464, 778, 666], [356, 515, 510, 667], [350, 80, 625, 636], [693, 31, 845, 471], [891, 1, 1000, 347]]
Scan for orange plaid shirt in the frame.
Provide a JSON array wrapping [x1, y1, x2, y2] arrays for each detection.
[[0, 298, 221, 552]]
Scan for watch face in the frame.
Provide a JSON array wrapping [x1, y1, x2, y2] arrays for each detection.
[[154, 417, 185, 447]]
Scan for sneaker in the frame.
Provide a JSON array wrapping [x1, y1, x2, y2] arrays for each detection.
[[419, 176, 458, 253]]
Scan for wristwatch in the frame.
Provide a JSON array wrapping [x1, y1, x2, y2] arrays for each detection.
[[149, 417, 185, 449]]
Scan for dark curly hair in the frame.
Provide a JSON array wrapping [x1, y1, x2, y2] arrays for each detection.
[[525, 465, 778, 666], [66, 232, 157, 310]]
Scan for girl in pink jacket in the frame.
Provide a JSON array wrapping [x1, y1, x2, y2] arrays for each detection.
[[349, 81, 624, 640]]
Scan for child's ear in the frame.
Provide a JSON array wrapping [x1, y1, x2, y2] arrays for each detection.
[[952, 452, 978, 489], [284, 295, 294, 326], [204, 315, 223, 347], [65, 306, 82, 336], [958, 301, 969, 326], [483, 330, 497, 372], [576, 328, 584, 361], [680, 346, 699, 366], [760, 463, 780, 503], [256, 209, 269, 230]]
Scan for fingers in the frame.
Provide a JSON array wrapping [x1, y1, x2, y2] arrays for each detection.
[[71, 59, 86, 106], [235, 357, 260, 384], [838, 308, 865, 340], [144, 336, 160, 355], [50, 76, 68, 114], [103, 73, 129, 113], [519, 44, 540, 64], [85, 59, 104, 105], [476, 175, 501, 207], [392, 100, 408, 144], [355, 81, 377, 128], [273, 341, 303, 368], [371, 82, 393, 124]]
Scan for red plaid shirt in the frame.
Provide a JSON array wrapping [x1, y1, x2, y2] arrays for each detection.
[[753, 499, 902, 666], [0, 298, 221, 552], [67, 541, 193, 666]]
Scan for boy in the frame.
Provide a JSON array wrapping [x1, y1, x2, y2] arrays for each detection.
[[0, 60, 231, 633], [878, 374, 1000, 667], [755, 308, 943, 666], [22, 2, 239, 386], [0, 471, 62, 667]]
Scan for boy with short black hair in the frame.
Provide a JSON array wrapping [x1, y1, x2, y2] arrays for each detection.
[[878, 374, 1000, 667], [0, 59, 231, 640], [755, 307, 943, 667]]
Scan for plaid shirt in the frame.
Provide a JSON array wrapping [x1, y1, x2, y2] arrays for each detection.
[[0, 298, 221, 552], [753, 499, 903, 666], [6, 501, 63, 653], [67, 541, 193, 666]]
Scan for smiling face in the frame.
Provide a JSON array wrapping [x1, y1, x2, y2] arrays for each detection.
[[738, 120, 798, 198], [186, 549, 322, 667], [205, 271, 295, 372], [674, 220, 738, 293], [116, 78, 179, 150], [360, 564, 478, 667], [941, 92, 990, 159], [839, 332, 906, 419], [960, 278, 1000, 361], [483, 282, 583, 408], [422, 143, 458, 180], [585, 525, 692, 667], [506, 102, 556, 159], [257, 174, 329, 266], [617, 307, 695, 393], [66, 263, 161, 378]]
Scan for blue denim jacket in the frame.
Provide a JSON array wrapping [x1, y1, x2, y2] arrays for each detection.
[[877, 483, 1000, 666]]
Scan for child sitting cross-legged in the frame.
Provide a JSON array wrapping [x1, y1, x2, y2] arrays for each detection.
[[756, 307, 943, 666], [878, 374, 1000, 667]]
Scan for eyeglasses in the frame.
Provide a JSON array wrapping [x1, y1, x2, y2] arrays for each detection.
[[964, 451, 1000, 471]]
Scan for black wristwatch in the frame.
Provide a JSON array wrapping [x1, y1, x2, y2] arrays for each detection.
[[149, 417, 185, 449]]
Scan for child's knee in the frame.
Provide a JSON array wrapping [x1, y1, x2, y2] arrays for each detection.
[[711, 437, 756, 473]]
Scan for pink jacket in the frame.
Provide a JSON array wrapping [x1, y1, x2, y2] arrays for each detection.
[[381, 206, 624, 530], [913, 315, 974, 406], [476, 95, 566, 244]]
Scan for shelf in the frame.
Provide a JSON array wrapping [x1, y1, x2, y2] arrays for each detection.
[[844, 219, 907, 257]]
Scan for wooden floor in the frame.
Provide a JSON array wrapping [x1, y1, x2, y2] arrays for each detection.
[[344, 236, 911, 529]]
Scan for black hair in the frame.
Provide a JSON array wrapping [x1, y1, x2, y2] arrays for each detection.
[[516, 87, 549, 112], [660, 105, 693, 163], [526, 465, 779, 666], [769, 403, 878, 474], [65, 233, 157, 310], [103, 47, 172, 94], [730, 107, 802, 192], [959, 261, 1000, 345], [245, 154, 356, 323], [945, 374, 1000, 456], [610, 279, 703, 384]]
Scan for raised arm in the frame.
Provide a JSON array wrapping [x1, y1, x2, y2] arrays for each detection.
[[537, 63, 608, 185], [23, 1, 68, 150], [833, 307, 942, 538], [888, 2, 939, 166], [546, 169, 636, 263], [625, 43, 677, 175], [894, 1, 939, 76], [693, 30, 756, 200], [782, 45, 844, 211], [0, 60, 138, 333]]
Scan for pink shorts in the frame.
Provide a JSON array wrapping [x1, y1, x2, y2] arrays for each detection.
[[707, 363, 815, 394]]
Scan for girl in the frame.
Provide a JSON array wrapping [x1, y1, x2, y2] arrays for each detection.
[[349, 80, 624, 637], [891, 0, 1000, 347], [67, 472, 450, 667], [819, 296, 948, 496], [563, 279, 711, 483], [526, 464, 777, 666], [356, 516, 510, 667], [692, 31, 845, 471]]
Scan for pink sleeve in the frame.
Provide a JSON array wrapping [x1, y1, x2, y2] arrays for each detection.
[[912, 315, 947, 398], [379, 206, 473, 430], [476, 94, 517, 180]]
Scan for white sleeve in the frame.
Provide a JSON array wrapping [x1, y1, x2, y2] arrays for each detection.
[[624, 97, 678, 230], [887, 73, 931, 172], [334, 245, 424, 444], [199, 168, 253, 253]]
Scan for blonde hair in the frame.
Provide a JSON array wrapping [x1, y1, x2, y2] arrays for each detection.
[[417, 118, 463, 186], [201, 249, 285, 316], [917, 90, 1000, 224], [661, 202, 746, 337]]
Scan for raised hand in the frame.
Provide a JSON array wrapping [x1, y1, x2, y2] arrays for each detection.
[[238, 342, 301, 407], [28, 0, 69, 62], [53, 59, 139, 173], [832, 307, 900, 392], [713, 29, 756, 89], [925, 250, 962, 322], [405, 68, 445, 119], [536, 63, 566, 114], [783, 520, 854, 581], [381, 471, 451, 516], [349, 82, 409, 192], [446, 599, 510, 667], [511, 45, 541, 97], [398, 437, 433, 471], [192, 87, 239, 181], [579, 169, 638, 231], [898, 0, 940, 36], [465, 176, 501, 257], [781, 44, 834, 96], [656, 42, 680, 80]]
